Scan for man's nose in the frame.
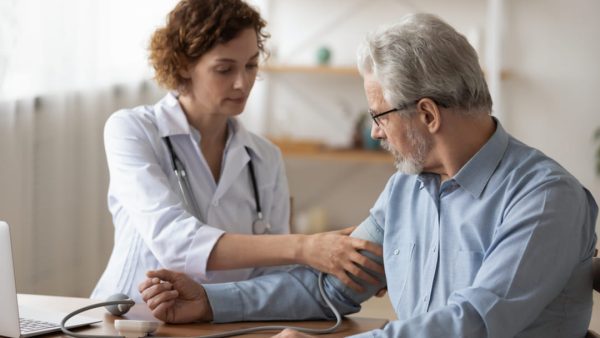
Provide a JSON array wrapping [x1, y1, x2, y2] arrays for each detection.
[[370, 121, 385, 140]]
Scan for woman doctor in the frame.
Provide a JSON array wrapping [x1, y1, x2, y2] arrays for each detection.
[[92, 0, 383, 303]]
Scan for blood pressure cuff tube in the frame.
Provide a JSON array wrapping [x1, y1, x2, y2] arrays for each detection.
[[324, 216, 386, 304]]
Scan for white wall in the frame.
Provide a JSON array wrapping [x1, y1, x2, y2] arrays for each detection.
[[254, 0, 489, 147], [502, 0, 600, 220], [249, 0, 600, 231]]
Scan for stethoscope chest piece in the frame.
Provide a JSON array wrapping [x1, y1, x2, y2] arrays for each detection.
[[252, 212, 271, 234]]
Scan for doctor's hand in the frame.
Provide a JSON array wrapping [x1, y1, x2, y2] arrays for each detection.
[[300, 226, 384, 292], [138, 269, 213, 324]]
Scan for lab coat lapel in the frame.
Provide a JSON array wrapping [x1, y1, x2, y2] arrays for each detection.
[[214, 145, 250, 202]]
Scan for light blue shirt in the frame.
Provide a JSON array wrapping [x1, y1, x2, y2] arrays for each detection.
[[203, 120, 598, 338], [92, 93, 290, 302]]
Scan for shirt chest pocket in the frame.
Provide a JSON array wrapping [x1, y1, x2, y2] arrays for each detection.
[[450, 249, 484, 289], [384, 242, 415, 303]]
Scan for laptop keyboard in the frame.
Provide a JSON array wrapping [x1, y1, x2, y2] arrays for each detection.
[[20, 317, 60, 334]]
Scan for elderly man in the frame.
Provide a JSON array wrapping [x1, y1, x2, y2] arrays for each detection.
[[138, 13, 598, 337]]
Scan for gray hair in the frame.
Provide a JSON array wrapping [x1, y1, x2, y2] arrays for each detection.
[[357, 13, 492, 115]]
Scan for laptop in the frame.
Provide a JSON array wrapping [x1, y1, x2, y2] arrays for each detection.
[[0, 221, 100, 337]]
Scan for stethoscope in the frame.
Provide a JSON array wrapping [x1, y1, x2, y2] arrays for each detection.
[[163, 136, 271, 234]]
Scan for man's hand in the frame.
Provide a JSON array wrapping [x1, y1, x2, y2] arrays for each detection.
[[138, 269, 213, 323], [272, 329, 314, 338]]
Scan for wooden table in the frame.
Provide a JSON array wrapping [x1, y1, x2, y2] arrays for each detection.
[[18, 294, 388, 337]]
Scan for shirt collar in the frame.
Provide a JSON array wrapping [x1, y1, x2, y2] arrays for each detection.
[[154, 92, 263, 160], [453, 117, 509, 198]]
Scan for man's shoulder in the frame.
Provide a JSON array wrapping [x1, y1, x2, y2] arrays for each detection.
[[497, 135, 583, 195], [505, 136, 573, 177]]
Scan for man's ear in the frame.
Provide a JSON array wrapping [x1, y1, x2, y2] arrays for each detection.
[[416, 98, 441, 134]]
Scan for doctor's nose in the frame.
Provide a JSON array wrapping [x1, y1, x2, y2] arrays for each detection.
[[233, 71, 252, 91]]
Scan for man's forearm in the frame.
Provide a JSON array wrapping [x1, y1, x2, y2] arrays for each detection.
[[204, 267, 360, 322], [203, 217, 387, 323]]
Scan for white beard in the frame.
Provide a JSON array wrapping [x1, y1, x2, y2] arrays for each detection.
[[380, 127, 431, 175]]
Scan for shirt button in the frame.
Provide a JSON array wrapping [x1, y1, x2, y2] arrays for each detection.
[[432, 247, 437, 253], [212, 200, 219, 206], [393, 249, 399, 255], [423, 295, 429, 303]]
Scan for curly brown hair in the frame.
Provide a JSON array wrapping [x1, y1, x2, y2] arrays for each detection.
[[149, 0, 269, 93]]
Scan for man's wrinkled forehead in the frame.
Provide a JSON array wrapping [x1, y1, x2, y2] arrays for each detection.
[[363, 74, 387, 107]]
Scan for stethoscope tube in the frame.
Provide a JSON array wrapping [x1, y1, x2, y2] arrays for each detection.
[[246, 156, 262, 220], [246, 155, 271, 234], [60, 299, 135, 338], [164, 137, 203, 219], [163, 137, 270, 234]]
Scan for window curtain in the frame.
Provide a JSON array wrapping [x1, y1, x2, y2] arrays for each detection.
[[0, 0, 267, 296], [0, 0, 175, 296]]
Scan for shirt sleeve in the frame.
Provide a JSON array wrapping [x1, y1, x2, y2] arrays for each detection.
[[203, 216, 386, 323], [105, 111, 224, 280], [350, 178, 598, 338]]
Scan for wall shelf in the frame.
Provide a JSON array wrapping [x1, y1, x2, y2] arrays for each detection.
[[270, 138, 392, 163], [262, 64, 510, 80], [261, 64, 360, 76]]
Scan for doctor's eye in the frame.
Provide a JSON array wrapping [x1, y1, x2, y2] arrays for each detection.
[[214, 66, 233, 74], [246, 63, 259, 71]]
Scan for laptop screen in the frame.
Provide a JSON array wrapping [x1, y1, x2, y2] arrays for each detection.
[[0, 221, 100, 337], [0, 221, 23, 338]]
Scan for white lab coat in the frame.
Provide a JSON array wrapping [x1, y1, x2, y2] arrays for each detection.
[[91, 93, 290, 302]]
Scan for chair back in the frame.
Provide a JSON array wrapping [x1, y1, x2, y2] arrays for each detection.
[[587, 256, 600, 338]]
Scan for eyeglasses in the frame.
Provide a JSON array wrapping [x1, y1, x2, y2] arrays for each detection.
[[368, 101, 416, 127], [368, 98, 449, 127]]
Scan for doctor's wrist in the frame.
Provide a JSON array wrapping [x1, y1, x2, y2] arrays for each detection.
[[294, 234, 310, 265]]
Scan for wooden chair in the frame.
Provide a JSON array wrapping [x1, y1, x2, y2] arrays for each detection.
[[586, 256, 600, 338]]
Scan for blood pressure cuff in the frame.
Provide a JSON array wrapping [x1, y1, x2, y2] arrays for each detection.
[[323, 216, 387, 305], [203, 216, 387, 323]]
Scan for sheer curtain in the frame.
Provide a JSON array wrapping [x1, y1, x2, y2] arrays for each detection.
[[0, 0, 268, 297], [0, 0, 175, 296], [0, 0, 179, 99]]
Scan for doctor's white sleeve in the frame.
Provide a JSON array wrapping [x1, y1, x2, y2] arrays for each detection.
[[104, 111, 224, 280]]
